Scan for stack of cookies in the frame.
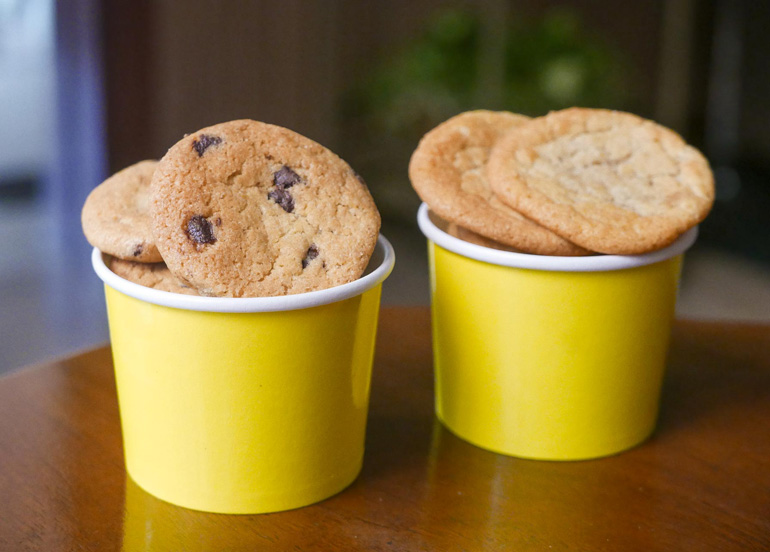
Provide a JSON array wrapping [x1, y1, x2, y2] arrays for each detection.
[[82, 120, 381, 297], [409, 108, 714, 256]]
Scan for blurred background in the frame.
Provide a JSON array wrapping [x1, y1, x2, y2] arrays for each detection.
[[1, 0, 769, 374]]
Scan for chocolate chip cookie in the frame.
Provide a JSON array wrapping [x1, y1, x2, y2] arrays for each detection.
[[409, 110, 588, 256], [109, 258, 199, 295], [487, 108, 714, 254], [81, 160, 162, 262], [150, 120, 381, 297]]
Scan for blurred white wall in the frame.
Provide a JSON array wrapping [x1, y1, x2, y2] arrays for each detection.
[[0, 0, 55, 177]]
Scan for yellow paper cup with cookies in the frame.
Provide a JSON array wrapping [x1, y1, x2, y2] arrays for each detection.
[[91, 236, 394, 514], [418, 204, 697, 461]]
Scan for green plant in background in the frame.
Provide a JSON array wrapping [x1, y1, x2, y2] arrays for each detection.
[[342, 6, 634, 217]]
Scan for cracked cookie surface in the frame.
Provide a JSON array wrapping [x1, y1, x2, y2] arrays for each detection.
[[409, 110, 587, 256], [110, 257, 199, 295], [487, 108, 714, 254], [150, 120, 380, 297], [81, 160, 162, 262]]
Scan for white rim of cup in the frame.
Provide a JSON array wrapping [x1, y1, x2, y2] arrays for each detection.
[[417, 203, 698, 272], [92, 235, 396, 313]]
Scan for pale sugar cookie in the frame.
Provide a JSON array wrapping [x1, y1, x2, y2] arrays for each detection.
[[409, 110, 588, 256], [487, 108, 714, 254]]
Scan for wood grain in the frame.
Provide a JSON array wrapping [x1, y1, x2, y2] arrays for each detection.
[[1, 308, 768, 550]]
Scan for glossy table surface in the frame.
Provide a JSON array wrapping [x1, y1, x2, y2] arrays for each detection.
[[1, 307, 769, 551]]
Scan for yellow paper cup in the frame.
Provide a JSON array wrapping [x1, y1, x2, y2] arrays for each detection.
[[417, 204, 697, 461], [92, 236, 394, 513]]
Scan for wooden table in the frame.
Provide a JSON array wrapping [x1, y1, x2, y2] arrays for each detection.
[[1, 307, 769, 551]]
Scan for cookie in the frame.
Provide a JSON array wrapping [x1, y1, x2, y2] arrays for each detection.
[[109, 258, 199, 295], [409, 110, 588, 256], [446, 222, 522, 252], [81, 160, 163, 262], [150, 120, 381, 297], [428, 209, 520, 252], [487, 108, 715, 254]]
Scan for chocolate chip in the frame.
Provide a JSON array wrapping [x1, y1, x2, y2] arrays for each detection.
[[133, 244, 143, 257], [302, 244, 319, 268], [268, 188, 294, 212], [273, 165, 301, 189], [269, 165, 301, 212], [353, 171, 366, 185], [192, 134, 222, 157], [186, 215, 217, 245]]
